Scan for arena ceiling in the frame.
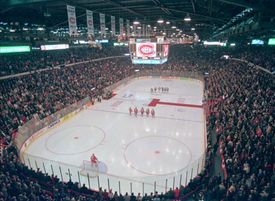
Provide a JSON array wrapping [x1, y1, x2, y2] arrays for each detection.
[[0, 0, 274, 38]]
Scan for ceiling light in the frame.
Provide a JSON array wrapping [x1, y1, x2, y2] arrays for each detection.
[[133, 20, 140, 25], [184, 14, 191, 22], [184, 17, 191, 22], [191, 28, 195, 31], [171, 26, 176, 29], [166, 21, 170, 25], [157, 19, 164, 24]]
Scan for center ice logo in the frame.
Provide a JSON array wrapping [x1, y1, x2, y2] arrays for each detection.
[[139, 44, 155, 56]]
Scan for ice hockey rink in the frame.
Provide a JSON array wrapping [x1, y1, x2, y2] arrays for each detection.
[[21, 77, 206, 195]]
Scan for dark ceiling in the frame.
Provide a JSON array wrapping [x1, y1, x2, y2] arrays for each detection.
[[0, 0, 274, 38]]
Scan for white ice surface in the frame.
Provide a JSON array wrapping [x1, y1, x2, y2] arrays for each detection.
[[22, 77, 206, 194]]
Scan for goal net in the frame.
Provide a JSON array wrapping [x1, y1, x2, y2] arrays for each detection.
[[80, 160, 107, 178]]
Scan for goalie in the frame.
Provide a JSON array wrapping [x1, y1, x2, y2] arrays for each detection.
[[90, 153, 98, 167]]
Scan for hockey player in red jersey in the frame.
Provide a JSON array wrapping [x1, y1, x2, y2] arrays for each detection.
[[151, 108, 155, 117], [140, 107, 144, 116], [146, 108, 150, 117], [134, 107, 138, 116], [129, 107, 133, 115], [90, 153, 98, 166]]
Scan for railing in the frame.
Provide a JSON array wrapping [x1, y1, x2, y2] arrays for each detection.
[[14, 69, 207, 195], [229, 57, 275, 75], [22, 149, 206, 195]]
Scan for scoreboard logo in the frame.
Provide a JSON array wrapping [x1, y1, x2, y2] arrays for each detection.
[[139, 44, 155, 56], [137, 43, 156, 57]]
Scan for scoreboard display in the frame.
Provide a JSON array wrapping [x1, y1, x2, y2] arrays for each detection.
[[129, 37, 169, 64]]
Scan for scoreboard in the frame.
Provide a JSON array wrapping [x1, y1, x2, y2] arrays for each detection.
[[129, 37, 169, 64]]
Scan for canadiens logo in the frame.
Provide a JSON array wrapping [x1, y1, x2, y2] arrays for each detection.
[[88, 20, 93, 25], [139, 44, 155, 56], [69, 17, 76, 23]]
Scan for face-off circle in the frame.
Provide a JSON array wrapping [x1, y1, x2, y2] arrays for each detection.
[[45, 125, 105, 155], [124, 136, 192, 175]]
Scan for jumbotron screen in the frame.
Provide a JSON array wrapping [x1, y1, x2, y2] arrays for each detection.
[[130, 41, 169, 65]]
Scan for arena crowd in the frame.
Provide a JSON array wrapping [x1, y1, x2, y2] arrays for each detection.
[[0, 45, 274, 201], [0, 46, 128, 76]]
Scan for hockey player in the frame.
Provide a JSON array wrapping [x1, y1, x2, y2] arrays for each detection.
[[134, 107, 138, 117], [129, 107, 133, 115], [151, 108, 155, 117], [90, 153, 98, 167], [146, 108, 150, 117], [140, 107, 144, 116]]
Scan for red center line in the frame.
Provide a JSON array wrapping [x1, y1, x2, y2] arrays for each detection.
[[148, 98, 203, 108]]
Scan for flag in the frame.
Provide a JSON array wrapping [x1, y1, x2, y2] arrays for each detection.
[[126, 20, 130, 37], [67, 5, 77, 36], [86, 10, 94, 36], [111, 16, 115, 36], [99, 13, 106, 36], [119, 18, 124, 36]]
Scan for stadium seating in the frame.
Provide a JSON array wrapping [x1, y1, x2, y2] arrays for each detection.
[[0, 45, 274, 201]]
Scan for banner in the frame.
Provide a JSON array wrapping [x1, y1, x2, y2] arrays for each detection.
[[100, 13, 106, 36], [133, 25, 136, 36], [119, 18, 124, 36], [163, 44, 169, 56], [41, 44, 69, 51], [126, 20, 130, 37], [111, 16, 116, 36], [142, 24, 145, 37], [67, 5, 77, 36], [86, 10, 94, 36], [136, 42, 157, 58]]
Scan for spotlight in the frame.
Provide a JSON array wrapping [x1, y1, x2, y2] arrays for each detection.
[[157, 19, 164, 24], [133, 20, 140, 25], [184, 14, 191, 22]]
